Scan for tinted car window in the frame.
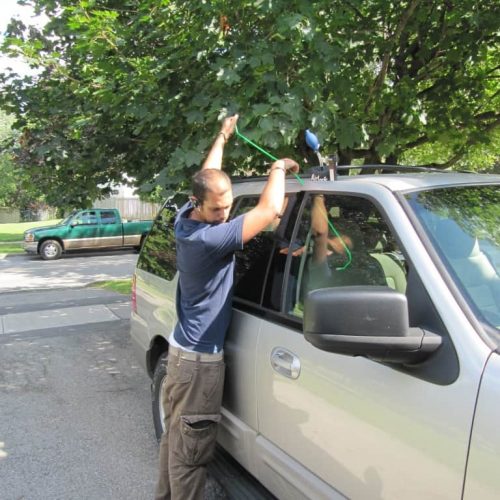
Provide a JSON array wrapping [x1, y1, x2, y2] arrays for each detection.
[[232, 197, 270, 304], [137, 204, 177, 281], [261, 194, 301, 311], [232, 196, 298, 309], [287, 193, 407, 318], [100, 210, 117, 224]]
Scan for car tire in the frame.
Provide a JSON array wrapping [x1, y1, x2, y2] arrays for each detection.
[[40, 239, 62, 260], [152, 352, 168, 443]]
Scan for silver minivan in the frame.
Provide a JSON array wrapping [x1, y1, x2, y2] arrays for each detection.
[[130, 169, 499, 499]]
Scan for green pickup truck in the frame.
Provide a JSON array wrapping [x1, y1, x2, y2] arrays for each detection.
[[23, 208, 153, 260]]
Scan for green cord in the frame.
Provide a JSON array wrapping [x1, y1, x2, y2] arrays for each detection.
[[234, 122, 351, 269], [235, 124, 277, 161], [326, 219, 353, 270], [235, 124, 304, 185]]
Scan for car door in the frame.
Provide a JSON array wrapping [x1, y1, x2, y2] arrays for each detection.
[[253, 188, 489, 499], [65, 210, 99, 249], [220, 194, 301, 477], [98, 210, 123, 247]]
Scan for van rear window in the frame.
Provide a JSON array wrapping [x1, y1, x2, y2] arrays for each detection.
[[137, 204, 177, 281]]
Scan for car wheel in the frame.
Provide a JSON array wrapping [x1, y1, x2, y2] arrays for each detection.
[[40, 239, 62, 260], [152, 352, 168, 443]]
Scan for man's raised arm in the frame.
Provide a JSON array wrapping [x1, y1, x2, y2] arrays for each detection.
[[242, 158, 299, 244], [201, 114, 239, 171]]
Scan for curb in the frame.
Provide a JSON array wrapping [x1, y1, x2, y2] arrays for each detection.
[[0, 252, 29, 260], [0, 285, 132, 296]]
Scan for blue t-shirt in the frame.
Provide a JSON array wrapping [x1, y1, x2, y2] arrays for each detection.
[[172, 201, 244, 353]]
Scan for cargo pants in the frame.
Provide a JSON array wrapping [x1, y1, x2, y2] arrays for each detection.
[[155, 347, 225, 500]]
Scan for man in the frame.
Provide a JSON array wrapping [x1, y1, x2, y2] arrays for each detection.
[[155, 114, 299, 500]]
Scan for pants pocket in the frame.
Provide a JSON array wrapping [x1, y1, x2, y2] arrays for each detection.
[[177, 414, 221, 466]]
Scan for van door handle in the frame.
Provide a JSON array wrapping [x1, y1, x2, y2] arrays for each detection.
[[271, 348, 301, 379]]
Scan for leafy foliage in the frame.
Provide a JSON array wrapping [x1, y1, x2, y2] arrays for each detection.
[[0, 109, 45, 208], [1, 0, 499, 206]]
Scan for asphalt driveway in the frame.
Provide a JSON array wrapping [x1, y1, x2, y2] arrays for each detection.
[[0, 253, 265, 499], [0, 287, 160, 500]]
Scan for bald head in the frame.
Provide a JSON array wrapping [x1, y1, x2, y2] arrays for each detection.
[[191, 169, 234, 224], [192, 169, 232, 203]]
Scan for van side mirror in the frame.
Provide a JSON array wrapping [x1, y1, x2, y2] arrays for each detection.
[[303, 286, 441, 364]]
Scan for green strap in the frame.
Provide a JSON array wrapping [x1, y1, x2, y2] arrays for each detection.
[[234, 123, 351, 269], [235, 125, 304, 185], [326, 219, 353, 270]]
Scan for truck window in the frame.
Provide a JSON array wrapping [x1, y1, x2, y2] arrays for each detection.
[[74, 211, 98, 225], [100, 210, 117, 224], [136, 204, 177, 281]]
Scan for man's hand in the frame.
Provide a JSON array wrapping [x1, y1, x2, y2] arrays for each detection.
[[271, 158, 300, 174], [220, 114, 239, 141], [201, 114, 239, 170], [282, 158, 299, 174]]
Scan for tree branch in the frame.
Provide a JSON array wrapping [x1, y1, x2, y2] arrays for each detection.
[[425, 150, 465, 169], [404, 135, 429, 150], [480, 116, 500, 133], [343, 1, 366, 21], [364, 0, 421, 113], [486, 64, 500, 75], [474, 111, 500, 122], [409, 116, 500, 169]]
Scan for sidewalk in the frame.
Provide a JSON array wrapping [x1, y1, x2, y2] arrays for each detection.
[[0, 287, 130, 335]]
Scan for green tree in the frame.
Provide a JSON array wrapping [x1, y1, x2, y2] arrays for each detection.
[[0, 109, 45, 208], [0, 111, 17, 206], [1, 0, 498, 205]]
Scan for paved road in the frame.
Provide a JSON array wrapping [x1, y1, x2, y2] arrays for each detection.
[[0, 288, 160, 500], [0, 250, 138, 292], [0, 253, 265, 499], [0, 288, 229, 500]]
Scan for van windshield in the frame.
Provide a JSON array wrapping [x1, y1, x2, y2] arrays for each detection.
[[405, 184, 499, 329]]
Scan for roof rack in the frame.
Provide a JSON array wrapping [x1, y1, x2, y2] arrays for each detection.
[[231, 164, 448, 183], [342, 164, 446, 172], [317, 164, 446, 175]]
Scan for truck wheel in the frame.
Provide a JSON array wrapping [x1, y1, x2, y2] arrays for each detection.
[[40, 240, 62, 260], [152, 352, 169, 443]]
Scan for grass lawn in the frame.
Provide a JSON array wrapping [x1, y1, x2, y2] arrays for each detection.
[[0, 242, 24, 254], [89, 279, 132, 295], [0, 219, 61, 242]]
